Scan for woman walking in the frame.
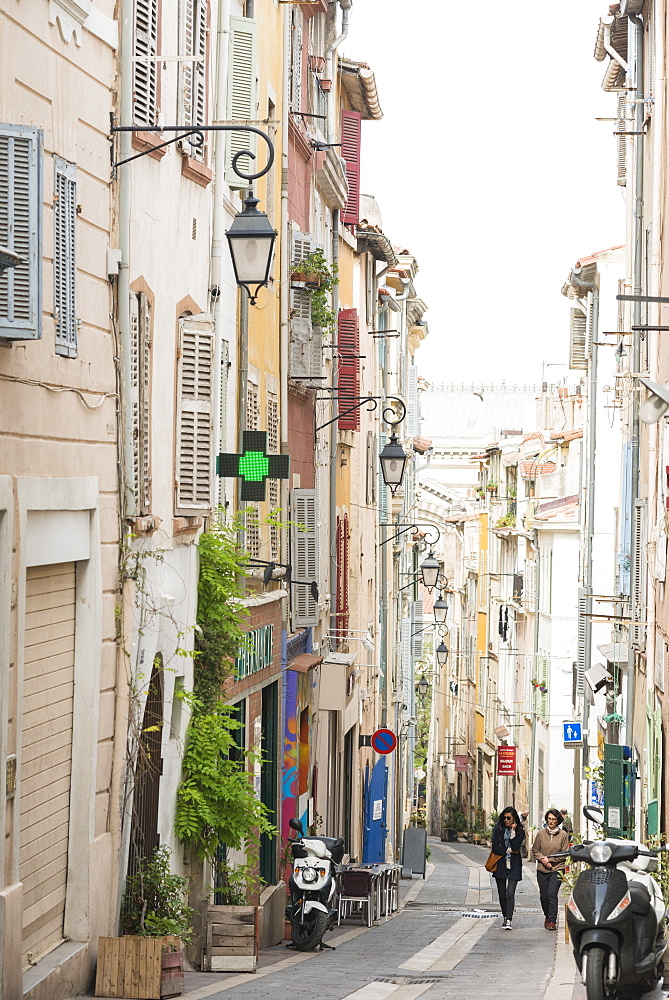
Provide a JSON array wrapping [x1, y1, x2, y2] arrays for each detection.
[[491, 807, 525, 929], [532, 808, 570, 930]]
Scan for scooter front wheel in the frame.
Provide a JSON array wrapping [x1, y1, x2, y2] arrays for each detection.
[[291, 909, 328, 951], [585, 946, 611, 1000]]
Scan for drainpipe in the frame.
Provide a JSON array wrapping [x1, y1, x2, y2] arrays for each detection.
[[280, 3, 290, 592], [118, 2, 134, 521], [329, 209, 340, 638], [325, 0, 351, 145], [211, 0, 232, 511], [528, 529, 541, 828], [627, 13, 645, 761]]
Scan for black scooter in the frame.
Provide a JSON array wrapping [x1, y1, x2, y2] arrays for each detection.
[[564, 806, 666, 999]]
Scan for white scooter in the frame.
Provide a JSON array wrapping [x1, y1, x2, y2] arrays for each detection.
[[286, 818, 345, 951]]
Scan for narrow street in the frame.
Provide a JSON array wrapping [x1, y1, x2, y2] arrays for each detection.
[[70, 840, 577, 1000]]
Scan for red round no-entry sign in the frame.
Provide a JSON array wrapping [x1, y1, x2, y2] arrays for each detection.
[[371, 728, 397, 754]]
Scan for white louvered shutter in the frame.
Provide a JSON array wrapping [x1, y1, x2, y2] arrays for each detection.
[[0, 124, 42, 340], [54, 157, 77, 357], [576, 587, 587, 701], [406, 364, 419, 437], [400, 618, 412, 713], [180, 0, 208, 157], [378, 431, 388, 524], [617, 93, 627, 187], [176, 314, 214, 512], [130, 291, 152, 513], [290, 232, 323, 380], [291, 489, 319, 627], [569, 308, 588, 370], [134, 0, 159, 127], [225, 17, 257, 187], [631, 498, 647, 647], [411, 598, 423, 658]]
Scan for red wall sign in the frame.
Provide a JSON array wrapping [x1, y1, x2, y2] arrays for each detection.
[[454, 754, 469, 772], [497, 746, 517, 776]]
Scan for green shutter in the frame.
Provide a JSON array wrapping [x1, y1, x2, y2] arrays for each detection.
[[225, 17, 257, 188], [0, 124, 42, 340]]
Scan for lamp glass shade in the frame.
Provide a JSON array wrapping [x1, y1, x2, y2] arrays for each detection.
[[420, 551, 440, 589], [436, 641, 449, 666], [416, 675, 429, 697], [433, 595, 448, 624], [226, 194, 277, 294], [379, 434, 407, 491]]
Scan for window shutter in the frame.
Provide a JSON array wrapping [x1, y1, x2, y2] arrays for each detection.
[[130, 291, 152, 513], [411, 598, 423, 658], [406, 364, 419, 437], [337, 308, 360, 430], [631, 498, 647, 647], [576, 587, 587, 701], [180, 0, 208, 156], [290, 233, 324, 379], [569, 308, 588, 370], [291, 489, 319, 627], [225, 16, 257, 188], [176, 313, 214, 512], [53, 157, 77, 357], [335, 513, 350, 636], [340, 110, 361, 226], [134, 0, 159, 127], [378, 431, 388, 523], [617, 93, 627, 187], [365, 430, 377, 505], [0, 124, 42, 340], [400, 618, 412, 713]]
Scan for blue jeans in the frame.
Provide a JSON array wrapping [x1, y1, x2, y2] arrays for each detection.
[[495, 878, 518, 920]]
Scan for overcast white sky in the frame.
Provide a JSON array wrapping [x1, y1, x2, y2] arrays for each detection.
[[343, 0, 626, 386]]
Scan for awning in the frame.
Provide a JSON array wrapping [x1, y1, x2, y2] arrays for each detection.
[[288, 654, 323, 673], [339, 59, 383, 120], [597, 642, 629, 663]]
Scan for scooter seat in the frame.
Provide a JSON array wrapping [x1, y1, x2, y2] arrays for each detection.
[[629, 883, 652, 914]]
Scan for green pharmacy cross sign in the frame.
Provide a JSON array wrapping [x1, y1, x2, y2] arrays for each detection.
[[216, 431, 290, 502]]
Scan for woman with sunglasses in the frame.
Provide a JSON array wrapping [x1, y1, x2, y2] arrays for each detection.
[[490, 807, 525, 929]]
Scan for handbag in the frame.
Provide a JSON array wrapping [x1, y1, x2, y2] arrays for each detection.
[[485, 851, 503, 873]]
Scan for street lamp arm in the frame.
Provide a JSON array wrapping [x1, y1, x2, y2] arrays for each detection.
[[315, 395, 405, 434], [109, 120, 275, 180], [380, 520, 441, 548]]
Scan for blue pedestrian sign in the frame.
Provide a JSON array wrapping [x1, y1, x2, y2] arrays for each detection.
[[563, 721, 583, 746]]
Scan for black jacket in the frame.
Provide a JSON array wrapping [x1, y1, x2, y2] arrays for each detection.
[[491, 824, 525, 880]]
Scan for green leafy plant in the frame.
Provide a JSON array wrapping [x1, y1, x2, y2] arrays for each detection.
[[486, 481, 498, 491], [212, 858, 265, 905], [121, 845, 196, 942], [443, 799, 468, 832], [495, 511, 516, 528], [175, 703, 277, 861], [290, 249, 338, 333]]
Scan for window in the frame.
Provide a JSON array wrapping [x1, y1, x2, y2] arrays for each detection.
[[337, 309, 359, 430], [53, 157, 77, 357], [0, 124, 42, 341], [225, 16, 257, 187], [291, 489, 318, 627], [268, 393, 279, 561], [130, 291, 152, 512], [175, 314, 214, 512], [246, 380, 259, 430], [289, 231, 323, 381], [246, 505, 260, 559], [335, 512, 349, 635], [133, 0, 160, 128], [180, 0, 208, 159], [340, 110, 361, 226]]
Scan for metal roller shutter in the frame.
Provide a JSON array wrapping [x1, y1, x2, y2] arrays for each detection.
[[20, 562, 75, 967]]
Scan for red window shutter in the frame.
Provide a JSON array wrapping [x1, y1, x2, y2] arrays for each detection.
[[340, 110, 361, 226], [337, 308, 360, 430], [335, 513, 350, 640]]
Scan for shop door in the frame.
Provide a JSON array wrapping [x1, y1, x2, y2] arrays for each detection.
[[362, 757, 387, 863]]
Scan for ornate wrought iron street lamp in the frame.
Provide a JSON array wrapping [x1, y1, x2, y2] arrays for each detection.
[[225, 192, 277, 304], [433, 593, 448, 624], [419, 551, 441, 590], [436, 640, 449, 667]]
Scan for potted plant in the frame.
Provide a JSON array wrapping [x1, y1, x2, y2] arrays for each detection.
[[289, 249, 338, 334], [96, 845, 194, 999], [202, 859, 265, 972], [486, 481, 498, 493]]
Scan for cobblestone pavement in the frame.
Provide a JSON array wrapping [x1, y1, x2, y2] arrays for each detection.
[[77, 838, 574, 999]]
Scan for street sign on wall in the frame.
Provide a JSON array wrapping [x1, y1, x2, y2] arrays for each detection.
[[371, 728, 397, 754], [563, 721, 583, 747], [454, 754, 469, 772], [497, 746, 516, 776]]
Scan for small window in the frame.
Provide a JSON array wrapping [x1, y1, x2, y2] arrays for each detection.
[[53, 157, 77, 357]]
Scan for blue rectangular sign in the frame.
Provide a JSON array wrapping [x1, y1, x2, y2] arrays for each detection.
[[563, 721, 582, 744]]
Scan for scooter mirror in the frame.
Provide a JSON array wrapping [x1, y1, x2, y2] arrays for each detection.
[[583, 805, 605, 826], [289, 818, 304, 833]]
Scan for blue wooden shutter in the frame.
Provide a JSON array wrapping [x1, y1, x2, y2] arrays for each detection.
[[54, 157, 77, 357], [0, 124, 42, 340]]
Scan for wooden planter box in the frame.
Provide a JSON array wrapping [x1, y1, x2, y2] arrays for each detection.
[[202, 904, 258, 973], [95, 935, 183, 999]]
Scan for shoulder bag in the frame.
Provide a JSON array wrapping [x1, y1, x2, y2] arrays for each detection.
[[485, 851, 503, 873]]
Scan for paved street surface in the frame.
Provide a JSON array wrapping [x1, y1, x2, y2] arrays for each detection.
[[69, 838, 667, 999]]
